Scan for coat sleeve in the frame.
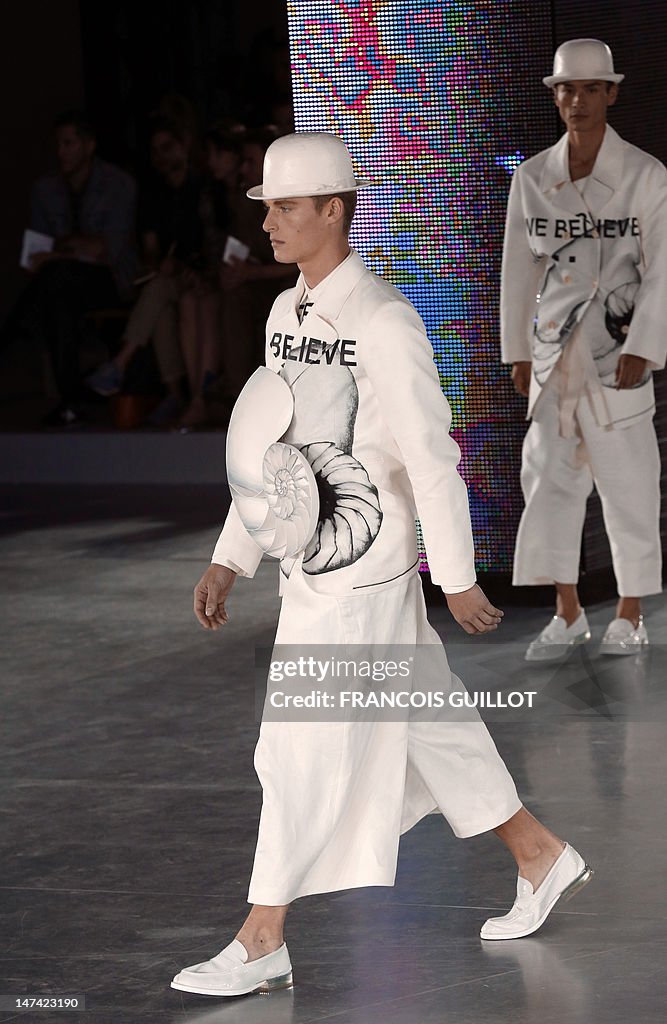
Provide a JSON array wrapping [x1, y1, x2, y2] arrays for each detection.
[[622, 163, 667, 370], [211, 501, 264, 577], [500, 170, 543, 364], [362, 299, 476, 594]]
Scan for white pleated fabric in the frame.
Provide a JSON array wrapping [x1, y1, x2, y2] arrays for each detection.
[[247, 565, 521, 905]]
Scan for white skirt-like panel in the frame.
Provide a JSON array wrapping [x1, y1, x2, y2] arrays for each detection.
[[247, 565, 521, 905]]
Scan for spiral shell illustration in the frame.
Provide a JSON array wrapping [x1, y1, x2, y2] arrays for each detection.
[[301, 441, 383, 574], [226, 367, 320, 558], [226, 367, 294, 496], [533, 301, 586, 384], [260, 443, 320, 557], [599, 281, 648, 388]]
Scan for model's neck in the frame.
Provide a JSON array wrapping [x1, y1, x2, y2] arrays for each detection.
[[567, 124, 606, 179], [301, 243, 351, 290]]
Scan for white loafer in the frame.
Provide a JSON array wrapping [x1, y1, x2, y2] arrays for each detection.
[[480, 843, 593, 940], [171, 939, 293, 997], [525, 610, 591, 662], [599, 616, 649, 655]]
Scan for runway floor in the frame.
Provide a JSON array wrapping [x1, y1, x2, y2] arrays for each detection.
[[1, 485, 665, 1024]]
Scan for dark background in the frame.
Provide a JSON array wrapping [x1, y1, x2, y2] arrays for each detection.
[[4, 0, 665, 321], [2, 0, 666, 584]]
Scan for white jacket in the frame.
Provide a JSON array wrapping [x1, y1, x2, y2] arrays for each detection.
[[212, 250, 476, 595], [501, 125, 667, 427]]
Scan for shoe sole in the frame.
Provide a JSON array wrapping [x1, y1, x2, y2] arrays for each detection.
[[480, 864, 594, 941], [599, 643, 648, 657], [171, 970, 293, 997]]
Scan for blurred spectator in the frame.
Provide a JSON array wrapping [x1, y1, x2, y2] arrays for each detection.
[[1, 110, 138, 426], [87, 116, 203, 424], [178, 124, 243, 429], [206, 127, 298, 425], [156, 93, 203, 170], [267, 93, 295, 137]]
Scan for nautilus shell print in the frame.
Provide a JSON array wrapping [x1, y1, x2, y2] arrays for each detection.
[[260, 442, 320, 558], [280, 351, 359, 453], [600, 281, 648, 388], [301, 441, 383, 574], [533, 235, 594, 384], [226, 342, 383, 571], [226, 367, 319, 558], [533, 301, 586, 384], [280, 348, 383, 576]]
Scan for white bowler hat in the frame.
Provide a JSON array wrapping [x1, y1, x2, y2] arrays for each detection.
[[543, 38, 624, 88], [246, 132, 372, 200]]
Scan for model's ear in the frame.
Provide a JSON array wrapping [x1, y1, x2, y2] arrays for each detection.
[[327, 196, 345, 226], [607, 83, 619, 107]]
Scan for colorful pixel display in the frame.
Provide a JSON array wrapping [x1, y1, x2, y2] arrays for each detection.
[[287, 0, 554, 571]]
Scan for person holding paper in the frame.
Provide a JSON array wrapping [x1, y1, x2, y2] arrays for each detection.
[[2, 110, 138, 426], [86, 116, 204, 425], [176, 127, 298, 430]]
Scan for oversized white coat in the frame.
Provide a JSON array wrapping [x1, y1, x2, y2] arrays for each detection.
[[214, 250, 477, 594], [501, 125, 667, 427], [211, 250, 520, 903]]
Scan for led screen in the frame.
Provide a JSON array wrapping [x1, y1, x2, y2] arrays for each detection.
[[287, 0, 554, 571]]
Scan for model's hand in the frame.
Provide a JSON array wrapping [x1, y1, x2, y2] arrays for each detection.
[[445, 584, 504, 635], [615, 354, 648, 389], [511, 361, 531, 397], [194, 564, 237, 630]]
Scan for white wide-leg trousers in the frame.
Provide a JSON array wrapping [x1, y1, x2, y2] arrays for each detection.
[[513, 381, 662, 596], [247, 566, 521, 906]]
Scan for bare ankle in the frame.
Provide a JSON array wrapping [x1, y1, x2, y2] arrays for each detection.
[[557, 607, 581, 627]]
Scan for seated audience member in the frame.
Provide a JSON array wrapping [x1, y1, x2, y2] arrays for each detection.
[[268, 93, 295, 136], [4, 110, 138, 426], [177, 124, 243, 429], [87, 117, 203, 425], [211, 128, 298, 423], [156, 93, 203, 171]]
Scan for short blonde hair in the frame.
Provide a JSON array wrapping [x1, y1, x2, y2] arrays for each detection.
[[311, 192, 357, 234]]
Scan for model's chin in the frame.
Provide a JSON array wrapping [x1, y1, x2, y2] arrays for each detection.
[[271, 246, 291, 262]]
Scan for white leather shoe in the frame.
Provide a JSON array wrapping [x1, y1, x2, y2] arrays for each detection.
[[171, 939, 293, 997], [600, 616, 649, 655], [480, 843, 593, 940], [525, 610, 591, 662]]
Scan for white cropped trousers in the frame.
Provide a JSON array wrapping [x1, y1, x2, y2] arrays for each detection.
[[247, 565, 521, 906], [513, 377, 662, 596]]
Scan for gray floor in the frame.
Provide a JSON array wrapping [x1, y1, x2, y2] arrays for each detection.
[[1, 486, 665, 1024]]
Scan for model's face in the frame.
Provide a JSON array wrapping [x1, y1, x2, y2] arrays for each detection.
[[262, 197, 330, 264], [56, 125, 94, 176], [553, 79, 617, 132]]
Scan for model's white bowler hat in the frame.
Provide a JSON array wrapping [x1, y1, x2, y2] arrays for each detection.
[[543, 38, 624, 88], [247, 132, 371, 200]]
